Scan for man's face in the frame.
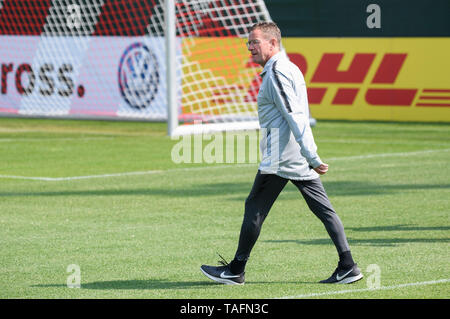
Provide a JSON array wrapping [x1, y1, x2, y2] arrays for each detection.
[[247, 29, 277, 67]]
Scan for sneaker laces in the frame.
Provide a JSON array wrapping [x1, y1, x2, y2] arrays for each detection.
[[217, 253, 229, 267]]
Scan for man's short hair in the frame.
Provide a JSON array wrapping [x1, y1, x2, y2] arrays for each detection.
[[249, 21, 281, 47]]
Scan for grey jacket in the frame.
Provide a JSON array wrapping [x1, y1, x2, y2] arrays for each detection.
[[257, 51, 322, 180]]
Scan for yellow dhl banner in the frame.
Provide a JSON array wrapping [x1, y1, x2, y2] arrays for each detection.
[[284, 38, 450, 122], [183, 37, 450, 122]]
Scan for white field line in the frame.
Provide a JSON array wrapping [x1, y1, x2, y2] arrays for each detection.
[[0, 148, 449, 182], [277, 278, 450, 299], [320, 139, 450, 147], [0, 164, 253, 181], [0, 170, 164, 181]]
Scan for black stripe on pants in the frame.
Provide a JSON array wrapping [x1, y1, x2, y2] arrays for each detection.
[[234, 170, 350, 261]]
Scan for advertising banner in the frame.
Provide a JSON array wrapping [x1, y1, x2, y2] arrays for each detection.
[[283, 38, 450, 122], [0, 36, 174, 120]]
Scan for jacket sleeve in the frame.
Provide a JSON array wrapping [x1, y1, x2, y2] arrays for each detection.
[[269, 66, 323, 168]]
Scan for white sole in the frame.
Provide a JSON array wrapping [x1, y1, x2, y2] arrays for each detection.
[[337, 273, 364, 284], [200, 267, 244, 285]]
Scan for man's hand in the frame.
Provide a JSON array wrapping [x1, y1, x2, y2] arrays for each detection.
[[314, 163, 329, 175]]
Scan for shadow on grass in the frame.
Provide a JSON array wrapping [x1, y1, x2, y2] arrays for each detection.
[[32, 279, 217, 290], [32, 279, 308, 290], [0, 182, 253, 198], [322, 181, 450, 197], [264, 236, 450, 247], [1, 181, 449, 198]]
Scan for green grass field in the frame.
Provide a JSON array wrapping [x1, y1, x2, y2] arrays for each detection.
[[0, 117, 449, 299]]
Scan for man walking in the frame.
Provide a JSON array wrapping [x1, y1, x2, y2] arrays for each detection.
[[200, 22, 362, 285]]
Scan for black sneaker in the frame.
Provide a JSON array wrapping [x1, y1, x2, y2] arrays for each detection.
[[320, 263, 363, 284], [200, 255, 245, 285]]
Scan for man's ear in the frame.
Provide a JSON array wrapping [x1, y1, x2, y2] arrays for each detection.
[[270, 38, 277, 49]]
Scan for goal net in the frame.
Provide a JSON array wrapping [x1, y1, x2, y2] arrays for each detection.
[[0, 0, 313, 136], [166, 0, 271, 136]]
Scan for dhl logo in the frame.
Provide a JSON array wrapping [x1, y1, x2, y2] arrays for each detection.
[[302, 52, 449, 108], [244, 52, 450, 108], [185, 37, 450, 122]]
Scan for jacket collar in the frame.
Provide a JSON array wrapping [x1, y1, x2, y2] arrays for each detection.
[[260, 51, 285, 77]]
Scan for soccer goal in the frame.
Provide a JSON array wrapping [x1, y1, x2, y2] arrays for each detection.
[[165, 0, 316, 136], [0, 0, 315, 136], [165, 0, 272, 137]]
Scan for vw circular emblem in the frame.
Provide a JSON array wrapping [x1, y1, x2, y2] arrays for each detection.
[[118, 42, 160, 109]]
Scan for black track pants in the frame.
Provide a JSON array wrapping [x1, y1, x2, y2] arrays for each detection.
[[234, 170, 350, 261]]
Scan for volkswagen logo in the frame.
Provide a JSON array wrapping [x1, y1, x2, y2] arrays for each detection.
[[118, 42, 160, 109]]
